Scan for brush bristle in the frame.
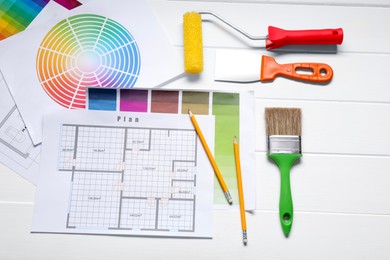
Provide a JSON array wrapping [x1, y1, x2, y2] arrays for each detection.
[[183, 12, 203, 74], [265, 108, 302, 136]]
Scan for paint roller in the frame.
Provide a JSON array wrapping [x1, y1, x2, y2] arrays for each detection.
[[183, 11, 343, 74]]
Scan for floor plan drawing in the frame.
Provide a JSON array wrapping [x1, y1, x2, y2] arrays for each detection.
[[32, 110, 214, 238], [59, 124, 201, 232], [0, 72, 40, 184]]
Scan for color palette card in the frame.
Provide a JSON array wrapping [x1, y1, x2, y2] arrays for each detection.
[[0, 0, 50, 40], [0, 0, 182, 145], [86, 88, 256, 209], [0, 0, 82, 41]]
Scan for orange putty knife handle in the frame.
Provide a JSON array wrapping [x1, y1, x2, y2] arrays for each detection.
[[260, 55, 333, 83]]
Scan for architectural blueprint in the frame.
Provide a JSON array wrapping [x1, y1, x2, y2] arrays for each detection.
[[32, 110, 214, 237], [0, 72, 40, 184]]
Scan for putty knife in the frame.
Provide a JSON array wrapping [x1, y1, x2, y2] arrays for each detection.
[[214, 49, 333, 83]]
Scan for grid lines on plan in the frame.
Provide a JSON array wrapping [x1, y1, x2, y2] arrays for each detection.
[[59, 124, 198, 232]]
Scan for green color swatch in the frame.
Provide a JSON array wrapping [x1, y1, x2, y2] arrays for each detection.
[[212, 93, 240, 204]]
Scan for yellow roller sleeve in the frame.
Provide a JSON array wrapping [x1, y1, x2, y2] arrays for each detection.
[[183, 12, 203, 74]]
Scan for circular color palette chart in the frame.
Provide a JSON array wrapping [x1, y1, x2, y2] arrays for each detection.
[[36, 14, 141, 109]]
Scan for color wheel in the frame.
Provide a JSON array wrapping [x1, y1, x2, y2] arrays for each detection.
[[36, 14, 141, 109]]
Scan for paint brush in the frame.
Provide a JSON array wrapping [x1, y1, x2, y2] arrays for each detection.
[[265, 107, 302, 237]]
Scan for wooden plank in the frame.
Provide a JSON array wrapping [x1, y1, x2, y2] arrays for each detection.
[[254, 52, 390, 103], [0, 165, 35, 203], [150, 0, 390, 53], [1, 204, 390, 259], [255, 99, 390, 155], [256, 153, 390, 214], [165, 48, 390, 103], [1, 152, 389, 216], [169, 0, 390, 8]]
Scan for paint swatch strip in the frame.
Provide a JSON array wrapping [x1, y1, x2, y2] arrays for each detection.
[[87, 87, 240, 204]]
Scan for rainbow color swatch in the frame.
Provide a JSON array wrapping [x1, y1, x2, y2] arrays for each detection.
[[36, 14, 141, 109], [0, 0, 49, 40]]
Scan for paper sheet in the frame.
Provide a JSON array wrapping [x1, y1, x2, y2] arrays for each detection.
[[0, 0, 181, 145], [0, 72, 40, 184], [85, 88, 257, 210], [32, 110, 214, 238]]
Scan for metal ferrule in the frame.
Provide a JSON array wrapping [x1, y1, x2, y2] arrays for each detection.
[[224, 191, 233, 205], [243, 230, 248, 245], [267, 135, 301, 154]]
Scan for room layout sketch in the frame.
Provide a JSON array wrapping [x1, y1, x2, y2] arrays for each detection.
[[0, 72, 40, 184], [59, 124, 198, 232], [0, 106, 38, 163]]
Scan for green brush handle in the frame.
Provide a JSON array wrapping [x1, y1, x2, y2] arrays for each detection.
[[268, 153, 302, 237]]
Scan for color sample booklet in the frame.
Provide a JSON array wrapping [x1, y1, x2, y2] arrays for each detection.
[[33, 110, 214, 238], [86, 88, 256, 209], [0, 0, 50, 40], [0, 0, 181, 145]]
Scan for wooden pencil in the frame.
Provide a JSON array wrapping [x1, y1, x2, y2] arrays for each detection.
[[234, 136, 247, 245], [188, 109, 232, 204]]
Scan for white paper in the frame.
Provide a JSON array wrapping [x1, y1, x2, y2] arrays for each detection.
[[0, 72, 40, 184], [33, 110, 214, 238], [237, 91, 256, 211], [0, 0, 181, 145]]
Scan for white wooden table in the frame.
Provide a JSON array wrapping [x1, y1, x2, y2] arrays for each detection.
[[1, 0, 390, 259]]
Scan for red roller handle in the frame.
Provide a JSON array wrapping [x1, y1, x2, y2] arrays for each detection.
[[266, 26, 343, 50]]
